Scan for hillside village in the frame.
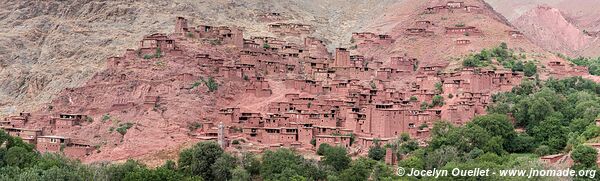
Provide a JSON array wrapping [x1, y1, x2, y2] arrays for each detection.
[[0, 0, 597, 168]]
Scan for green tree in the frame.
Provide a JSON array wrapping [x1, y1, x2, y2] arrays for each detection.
[[432, 95, 445, 107], [105, 159, 146, 181], [231, 166, 250, 181], [317, 143, 332, 156], [524, 61, 537, 77], [435, 82, 443, 94], [338, 158, 375, 181], [4, 146, 37, 168], [260, 148, 308, 180], [211, 153, 237, 181], [368, 141, 386, 161], [178, 141, 224, 180], [321, 146, 351, 171], [241, 152, 261, 176], [572, 145, 598, 169], [534, 145, 552, 156]]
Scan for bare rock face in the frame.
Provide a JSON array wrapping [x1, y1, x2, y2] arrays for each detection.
[[484, 0, 600, 57], [0, 0, 397, 114], [512, 6, 591, 56]]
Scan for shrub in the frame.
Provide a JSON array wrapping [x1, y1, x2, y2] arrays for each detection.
[[200, 77, 219, 92], [154, 48, 162, 58], [432, 95, 444, 107], [188, 122, 202, 131], [317, 143, 332, 156], [410, 96, 418, 102], [370, 81, 377, 89], [102, 114, 111, 122], [524, 61, 537, 77], [368, 141, 386, 161], [116, 122, 134, 135], [420, 102, 430, 110], [434, 82, 443, 94]]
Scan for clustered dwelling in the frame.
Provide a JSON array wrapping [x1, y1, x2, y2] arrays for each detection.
[[1, 113, 94, 159], [2, 1, 589, 162]]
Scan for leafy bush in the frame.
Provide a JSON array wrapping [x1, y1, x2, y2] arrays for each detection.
[[432, 95, 444, 107], [368, 140, 385, 161], [116, 122, 134, 135], [409, 96, 418, 102], [188, 122, 202, 131], [101, 114, 111, 122]]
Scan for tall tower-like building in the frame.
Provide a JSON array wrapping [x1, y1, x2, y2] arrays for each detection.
[[333, 48, 350, 67], [175, 17, 188, 35], [217, 122, 226, 149]]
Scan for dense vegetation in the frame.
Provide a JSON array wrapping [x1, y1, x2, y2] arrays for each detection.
[[0, 131, 399, 181], [4, 77, 600, 180], [462, 43, 537, 77], [397, 77, 600, 180], [559, 54, 600, 75]]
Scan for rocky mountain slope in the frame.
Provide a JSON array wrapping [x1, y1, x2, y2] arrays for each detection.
[[512, 6, 592, 57], [0, 0, 397, 115], [484, 0, 600, 57]]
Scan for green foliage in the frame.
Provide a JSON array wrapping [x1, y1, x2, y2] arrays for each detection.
[[409, 96, 418, 102], [432, 95, 445, 107], [240, 152, 261, 176], [338, 158, 375, 181], [199, 77, 219, 92], [5, 146, 37, 168], [560, 55, 600, 75], [321, 146, 351, 171], [572, 145, 598, 168], [143, 47, 163, 60], [420, 101, 430, 110], [523, 61, 537, 77], [188, 122, 202, 131], [462, 42, 538, 74], [209, 39, 222, 45], [260, 148, 321, 180], [190, 82, 201, 89], [487, 77, 600, 155], [211, 153, 237, 181], [263, 43, 270, 49], [116, 122, 134, 135], [102, 113, 111, 122], [310, 138, 316, 147], [317, 143, 331, 156], [370, 80, 377, 90], [178, 141, 224, 180], [434, 82, 443, 94], [231, 166, 250, 181], [368, 141, 385, 161]]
